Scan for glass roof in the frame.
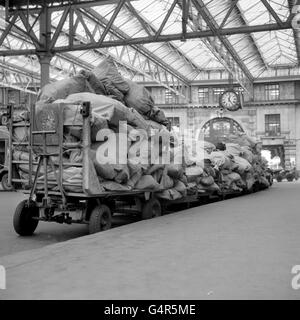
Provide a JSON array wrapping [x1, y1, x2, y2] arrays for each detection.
[[0, 0, 298, 91]]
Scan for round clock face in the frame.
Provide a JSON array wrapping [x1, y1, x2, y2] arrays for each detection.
[[220, 90, 240, 111]]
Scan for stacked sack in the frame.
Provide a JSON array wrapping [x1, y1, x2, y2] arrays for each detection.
[[207, 133, 271, 192], [11, 57, 270, 197], [12, 57, 184, 195]]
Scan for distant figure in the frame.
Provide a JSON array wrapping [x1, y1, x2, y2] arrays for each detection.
[[215, 142, 226, 151], [293, 167, 299, 181]]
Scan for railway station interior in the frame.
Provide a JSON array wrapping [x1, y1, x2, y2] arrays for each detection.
[[0, 0, 300, 300]]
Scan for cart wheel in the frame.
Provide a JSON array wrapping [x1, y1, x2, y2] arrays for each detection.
[[1, 173, 13, 191], [142, 198, 161, 220], [252, 182, 260, 192], [13, 200, 39, 236], [244, 187, 253, 195], [88, 204, 112, 234]]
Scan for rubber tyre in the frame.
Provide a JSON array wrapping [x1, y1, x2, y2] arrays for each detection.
[[88, 204, 112, 234], [142, 198, 161, 220], [13, 200, 39, 236], [1, 173, 13, 191], [245, 187, 254, 195], [252, 182, 260, 193]]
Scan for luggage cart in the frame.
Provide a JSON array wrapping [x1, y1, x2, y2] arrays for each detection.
[[6, 102, 255, 237], [6, 102, 163, 235]]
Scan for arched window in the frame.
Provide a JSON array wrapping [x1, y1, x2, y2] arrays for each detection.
[[201, 117, 244, 143]]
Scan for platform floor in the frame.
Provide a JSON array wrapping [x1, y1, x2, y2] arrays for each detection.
[[0, 182, 300, 299]]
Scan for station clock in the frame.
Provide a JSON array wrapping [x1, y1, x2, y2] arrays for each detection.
[[219, 89, 241, 111]]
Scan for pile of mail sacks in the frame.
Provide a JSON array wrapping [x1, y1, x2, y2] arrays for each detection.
[[11, 57, 271, 198]]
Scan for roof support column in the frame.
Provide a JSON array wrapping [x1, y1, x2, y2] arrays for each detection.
[[38, 4, 52, 88], [38, 53, 53, 88], [188, 85, 192, 103]]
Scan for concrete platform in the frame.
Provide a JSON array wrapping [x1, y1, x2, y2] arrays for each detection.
[[0, 192, 139, 257], [0, 182, 300, 299]]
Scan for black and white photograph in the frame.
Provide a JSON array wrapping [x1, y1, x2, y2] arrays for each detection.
[[0, 0, 299, 304]]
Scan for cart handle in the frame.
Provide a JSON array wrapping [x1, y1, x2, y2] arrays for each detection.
[[32, 130, 56, 135]]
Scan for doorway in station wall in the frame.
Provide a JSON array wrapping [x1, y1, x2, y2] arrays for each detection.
[[261, 145, 285, 170], [201, 117, 244, 145]]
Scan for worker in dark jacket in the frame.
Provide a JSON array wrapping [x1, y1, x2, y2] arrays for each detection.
[[215, 142, 226, 151]]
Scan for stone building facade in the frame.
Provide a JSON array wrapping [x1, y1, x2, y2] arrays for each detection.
[[146, 80, 300, 170]]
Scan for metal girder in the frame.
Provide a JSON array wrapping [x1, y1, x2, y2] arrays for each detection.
[[125, 1, 152, 36], [153, 0, 178, 41], [49, 6, 70, 51], [234, 1, 268, 70], [49, 6, 189, 92], [2, 0, 125, 10], [219, 0, 239, 29], [0, 49, 36, 56], [0, 1, 293, 52], [17, 22, 291, 52], [0, 59, 39, 82], [203, 38, 253, 93], [191, 0, 253, 81], [260, 0, 284, 27], [18, 10, 41, 47], [0, 18, 36, 55], [1, 9, 136, 81], [0, 61, 39, 94], [0, 80, 38, 94], [82, 7, 190, 91], [0, 0, 297, 95], [97, 0, 126, 45], [0, 20, 95, 81], [124, 0, 199, 78], [177, 0, 252, 95], [3, 1, 192, 90], [0, 3, 190, 94], [288, 0, 300, 65], [76, 7, 191, 85], [181, 0, 189, 37], [0, 9, 41, 49], [0, 13, 18, 46]]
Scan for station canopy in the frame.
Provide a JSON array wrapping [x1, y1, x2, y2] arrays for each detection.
[[0, 0, 298, 96]]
